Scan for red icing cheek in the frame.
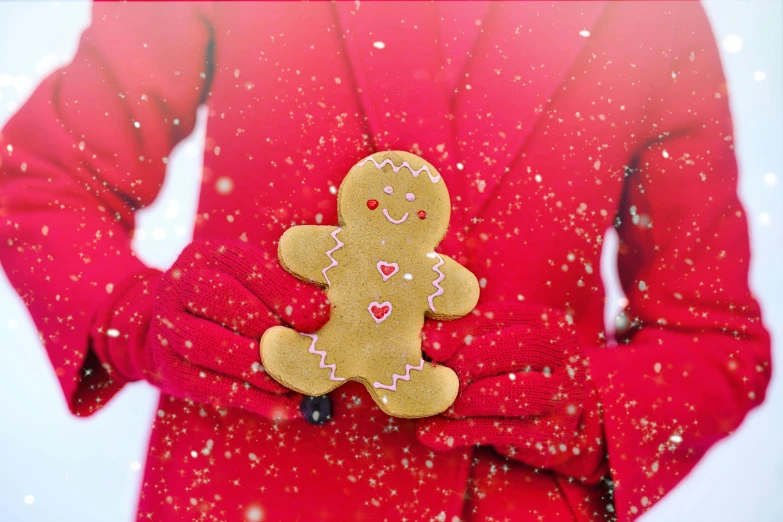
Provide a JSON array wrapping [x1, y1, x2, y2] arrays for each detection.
[[417, 210, 427, 220], [367, 199, 379, 210]]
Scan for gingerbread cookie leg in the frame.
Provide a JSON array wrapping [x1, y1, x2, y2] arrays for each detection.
[[260, 326, 347, 397], [365, 356, 459, 419]]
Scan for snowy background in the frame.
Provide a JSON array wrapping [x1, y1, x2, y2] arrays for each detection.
[[0, 2, 780, 521]]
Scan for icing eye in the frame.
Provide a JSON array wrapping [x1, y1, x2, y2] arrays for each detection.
[[406, 192, 415, 202], [367, 199, 379, 210], [417, 210, 427, 220], [383, 186, 393, 195]]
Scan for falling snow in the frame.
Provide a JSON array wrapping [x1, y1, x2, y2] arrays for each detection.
[[0, 2, 779, 522]]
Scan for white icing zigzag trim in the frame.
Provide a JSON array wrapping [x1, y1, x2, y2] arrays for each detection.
[[427, 252, 445, 312], [301, 333, 345, 382], [373, 359, 425, 391], [321, 228, 343, 286], [358, 156, 441, 183]]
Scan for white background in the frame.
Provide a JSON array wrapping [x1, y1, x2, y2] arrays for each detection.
[[0, 2, 781, 521]]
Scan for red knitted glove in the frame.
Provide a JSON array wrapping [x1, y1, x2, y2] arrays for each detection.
[[495, 376, 607, 483], [417, 302, 607, 481], [92, 239, 330, 421]]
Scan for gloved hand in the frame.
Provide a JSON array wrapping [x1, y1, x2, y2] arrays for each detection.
[[416, 301, 606, 481], [495, 375, 607, 483], [91, 239, 330, 421]]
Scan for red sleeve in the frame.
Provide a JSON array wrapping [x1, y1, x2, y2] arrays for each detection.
[[0, 2, 212, 416], [587, 4, 772, 519]]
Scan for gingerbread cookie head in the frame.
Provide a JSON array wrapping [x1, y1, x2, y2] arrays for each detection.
[[337, 151, 450, 247]]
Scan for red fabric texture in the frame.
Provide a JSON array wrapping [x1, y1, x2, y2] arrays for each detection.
[[418, 305, 585, 452], [417, 303, 609, 485], [0, 2, 771, 521], [91, 268, 161, 383], [94, 240, 332, 419]]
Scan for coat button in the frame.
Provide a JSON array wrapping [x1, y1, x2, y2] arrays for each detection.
[[300, 395, 332, 425]]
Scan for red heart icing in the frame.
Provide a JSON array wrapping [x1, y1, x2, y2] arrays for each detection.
[[368, 301, 393, 323], [371, 305, 390, 319], [367, 199, 379, 210], [376, 261, 399, 281]]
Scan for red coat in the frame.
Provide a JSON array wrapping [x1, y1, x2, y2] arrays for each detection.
[[0, 2, 771, 520]]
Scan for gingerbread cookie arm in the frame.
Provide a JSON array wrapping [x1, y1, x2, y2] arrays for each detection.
[[278, 225, 342, 287], [425, 253, 480, 320]]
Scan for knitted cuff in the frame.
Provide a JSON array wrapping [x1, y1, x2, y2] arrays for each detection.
[[90, 268, 162, 383]]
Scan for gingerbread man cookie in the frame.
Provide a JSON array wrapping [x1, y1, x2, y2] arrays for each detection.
[[260, 151, 480, 418]]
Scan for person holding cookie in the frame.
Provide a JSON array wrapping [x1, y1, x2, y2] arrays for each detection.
[[0, 2, 771, 522]]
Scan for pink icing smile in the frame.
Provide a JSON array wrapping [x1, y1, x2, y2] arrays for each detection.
[[382, 209, 408, 224]]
